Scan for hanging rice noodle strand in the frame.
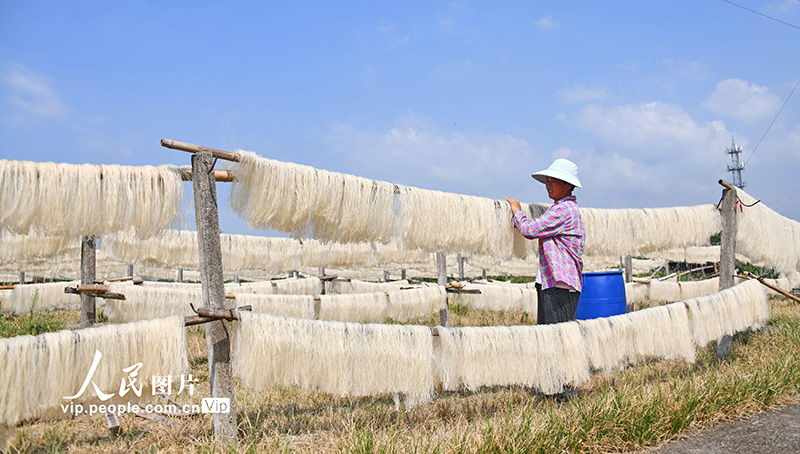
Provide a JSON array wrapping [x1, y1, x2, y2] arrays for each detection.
[[232, 312, 434, 404], [0, 316, 188, 427], [0, 160, 183, 237]]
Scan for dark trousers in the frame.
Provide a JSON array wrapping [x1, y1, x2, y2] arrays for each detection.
[[535, 283, 580, 325]]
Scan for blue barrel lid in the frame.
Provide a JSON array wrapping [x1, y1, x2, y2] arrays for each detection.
[[582, 270, 623, 277]]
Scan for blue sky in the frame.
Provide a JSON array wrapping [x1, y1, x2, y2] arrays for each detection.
[[2, 1, 798, 236]]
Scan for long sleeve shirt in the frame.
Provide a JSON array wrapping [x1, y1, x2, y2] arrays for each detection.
[[511, 195, 585, 291]]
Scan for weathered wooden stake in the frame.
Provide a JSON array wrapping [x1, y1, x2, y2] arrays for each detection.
[[178, 268, 184, 283], [318, 266, 326, 295], [624, 255, 633, 283], [126, 264, 134, 278], [401, 269, 407, 280], [80, 236, 96, 326], [192, 151, 237, 440], [19, 271, 25, 285], [383, 270, 390, 282], [717, 183, 737, 359], [437, 252, 449, 327], [457, 253, 465, 281]]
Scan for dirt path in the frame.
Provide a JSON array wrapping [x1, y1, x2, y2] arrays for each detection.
[[652, 396, 800, 454]]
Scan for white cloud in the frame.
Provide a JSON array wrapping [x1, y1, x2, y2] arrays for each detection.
[[323, 113, 536, 199], [704, 78, 781, 125], [570, 101, 735, 209], [532, 16, 558, 31], [4, 63, 68, 121], [557, 84, 609, 104]]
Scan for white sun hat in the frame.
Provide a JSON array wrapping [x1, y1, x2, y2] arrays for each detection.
[[531, 158, 582, 189]]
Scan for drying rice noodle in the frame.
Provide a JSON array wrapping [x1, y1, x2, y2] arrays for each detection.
[[679, 277, 720, 300], [0, 160, 182, 237], [0, 230, 80, 265], [12, 281, 81, 315], [232, 312, 434, 403], [450, 282, 537, 314], [580, 205, 720, 258], [684, 279, 768, 347], [735, 188, 800, 275], [103, 284, 234, 323], [648, 280, 681, 303], [385, 286, 446, 322], [327, 279, 410, 294], [318, 292, 389, 323], [624, 282, 649, 305], [231, 293, 315, 319], [0, 316, 188, 426], [434, 322, 589, 395]]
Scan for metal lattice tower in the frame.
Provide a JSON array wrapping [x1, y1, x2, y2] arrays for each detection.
[[725, 137, 746, 189]]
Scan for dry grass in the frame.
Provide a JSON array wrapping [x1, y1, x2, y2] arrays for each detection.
[[4, 297, 800, 453]]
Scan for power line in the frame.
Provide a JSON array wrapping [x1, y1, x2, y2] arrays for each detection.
[[721, 0, 800, 30], [745, 78, 800, 165]]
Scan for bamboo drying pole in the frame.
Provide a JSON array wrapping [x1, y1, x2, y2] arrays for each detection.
[[191, 150, 237, 440], [180, 167, 235, 182], [740, 271, 800, 304], [162, 139, 240, 162]]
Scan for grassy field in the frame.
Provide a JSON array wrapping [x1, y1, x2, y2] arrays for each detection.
[[2, 295, 799, 453]]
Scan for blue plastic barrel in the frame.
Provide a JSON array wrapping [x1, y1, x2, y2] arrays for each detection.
[[575, 271, 627, 320]]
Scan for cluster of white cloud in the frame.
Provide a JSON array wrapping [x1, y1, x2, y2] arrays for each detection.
[[2, 63, 67, 126], [323, 77, 797, 220]]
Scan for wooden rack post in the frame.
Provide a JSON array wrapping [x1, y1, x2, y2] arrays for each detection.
[[717, 179, 737, 358], [80, 236, 96, 326], [623, 255, 632, 283], [191, 150, 237, 440], [437, 252, 449, 327]]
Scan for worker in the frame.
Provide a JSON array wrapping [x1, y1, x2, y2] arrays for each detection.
[[507, 158, 585, 325]]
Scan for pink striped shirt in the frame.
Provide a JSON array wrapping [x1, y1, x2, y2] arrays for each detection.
[[511, 195, 585, 291]]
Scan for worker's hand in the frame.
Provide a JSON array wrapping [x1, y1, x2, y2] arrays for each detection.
[[506, 198, 522, 212]]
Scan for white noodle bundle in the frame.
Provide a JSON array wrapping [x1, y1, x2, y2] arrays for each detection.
[[396, 186, 522, 257], [225, 280, 275, 294], [451, 282, 537, 313], [103, 230, 434, 274], [434, 322, 589, 395], [271, 277, 321, 295], [0, 230, 80, 264], [684, 279, 769, 347], [625, 282, 649, 305], [230, 151, 397, 244], [318, 292, 389, 323], [230, 150, 530, 257], [231, 293, 315, 319], [577, 317, 621, 373], [12, 281, 80, 315], [617, 304, 695, 364], [328, 279, 410, 294], [679, 277, 720, 300], [580, 205, 720, 258], [648, 280, 682, 303], [385, 286, 446, 322], [0, 316, 188, 426], [735, 189, 800, 275], [103, 284, 234, 323], [0, 289, 12, 313], [232, 312, 434, 402], [0, 160, 182, 237]]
